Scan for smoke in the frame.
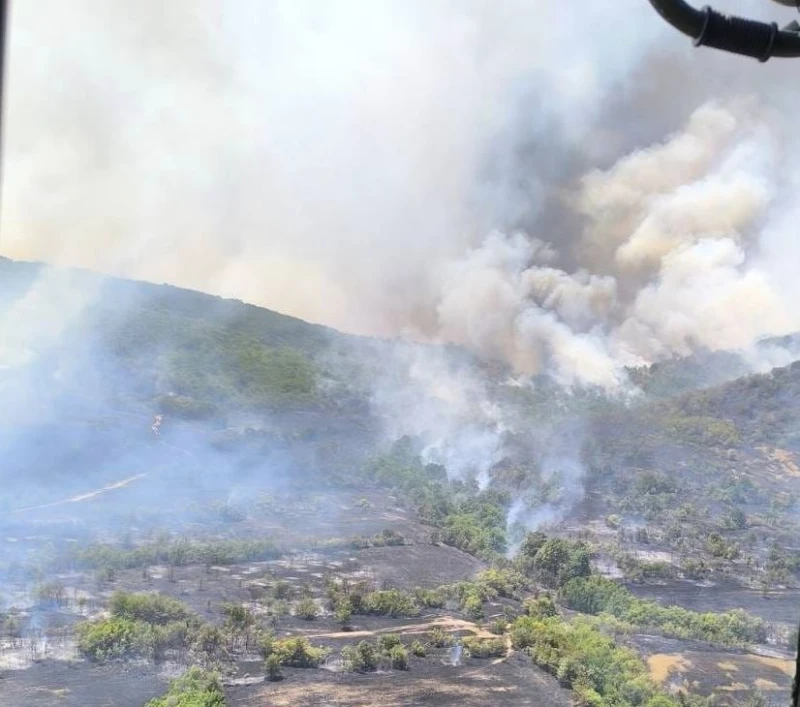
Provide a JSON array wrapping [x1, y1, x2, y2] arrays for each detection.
[[4, 1, 799, 387], [368, 341, 511, 485], [4, 0, 800, 538], [2, 0, 663, 342]]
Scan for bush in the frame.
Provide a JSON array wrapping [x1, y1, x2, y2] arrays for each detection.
[[265, 654, 282, 681], [222, 603, 254, 630], [706, 532, 739, 560], [362, 590, 419, 617], [462, 593, 484, 620], [525, 595, 557, 619], [463, 637, 505, 659], [295, 597, 318, 621], [429, 627, 452, 648], [489, 618, 510, 635], [271, 637, 328, 668], [76, 617, 139, 662], [378, 634, 402, 652], [342, 640, 379, 672], [474, 568, 526, 598], [145, 667, 225, 707], [334, 599, 353, 629], [34, 581, 67, 607], [531, 539, 592, 588], [413, 587, 446, 608], [410, 640, 426, 657], [69, 538, 279, 572], [389, 645, 409, 670], [109, 592, 196, 625], [76, 615, 195, 663]]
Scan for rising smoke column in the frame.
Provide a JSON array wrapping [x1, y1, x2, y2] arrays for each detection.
[[430, 101, 795, 388], [4, 1, 800, 536]]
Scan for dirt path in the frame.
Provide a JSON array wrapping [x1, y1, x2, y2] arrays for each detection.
[[10, 473, 147, 513], [305, 616, 498, 641]]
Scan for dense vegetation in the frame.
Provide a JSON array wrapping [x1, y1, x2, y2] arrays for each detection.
[[510, 613, 695, 707], [76, 592, 203, 662], [560, 576, 766, 646], [365, 442, 510, 560], [64, 537, 280, 572], [145, 668, 226, 707]]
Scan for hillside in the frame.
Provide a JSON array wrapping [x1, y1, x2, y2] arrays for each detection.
[[2, 258, 800, 706]]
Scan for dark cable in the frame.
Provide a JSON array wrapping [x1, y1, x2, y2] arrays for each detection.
[[694, 7, 778, 62], [648, 0, 800, 59]]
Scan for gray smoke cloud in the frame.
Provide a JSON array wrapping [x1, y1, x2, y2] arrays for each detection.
[[4, 1, 800, 534], [1, 0, 663, 343], [4, 1, 798, 388]]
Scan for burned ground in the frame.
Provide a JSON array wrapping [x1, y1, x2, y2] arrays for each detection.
[[227, 652, 572, 707]]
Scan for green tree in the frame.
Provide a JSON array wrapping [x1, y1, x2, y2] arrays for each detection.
[[334, 599, 353, 630], [265, 654, 282, 682]]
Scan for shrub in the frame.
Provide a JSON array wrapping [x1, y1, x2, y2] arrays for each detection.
[[463, 637, 505, 658], [474, 568, 525, 598], [389, 645, 409, 670], [258, 631, 275, 659], [378, 634, 402, 652], [462, 593, 484, 620], [334, 600, 353, 629], [265, 654, 282, 681], [429, 627, 452, 648], [34, 581, 67, 607], [76, 617, 139, 662], [362, 590, 419, 617], [222, 603, 254, 630], [271, 637, 327, 668], [489, 618, 509, 635], [295, 597, 318, 621], [413, 587, 446, 608], [511, 614, 675, 705], [410, 640, 426, 657], [109, 592, 196, 625], [342, 640, 379, 672], [145, 667, 225, 707], [525, 595, 557, 619], [531, 539, 591, 588]]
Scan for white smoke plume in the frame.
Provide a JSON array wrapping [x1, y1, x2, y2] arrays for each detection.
[[429, 101, 796, 388], [2, 0, 663, 342], [4, 1, 798, 389], [4, 1, 800, 532]]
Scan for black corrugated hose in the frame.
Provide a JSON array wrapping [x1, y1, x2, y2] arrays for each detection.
[[648, 0, 800, 60]]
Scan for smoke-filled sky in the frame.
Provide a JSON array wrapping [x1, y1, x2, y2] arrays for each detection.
[[4, 0, 800, 387]]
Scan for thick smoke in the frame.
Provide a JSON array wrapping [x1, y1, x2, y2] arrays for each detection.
[[4, 1, 800, 535], [4, 1, 799, 386], [3, 0, 664, 345], [433, 102, 793, 388]]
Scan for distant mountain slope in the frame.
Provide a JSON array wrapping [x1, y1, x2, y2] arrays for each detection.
[[0, 258, 380, 501]]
